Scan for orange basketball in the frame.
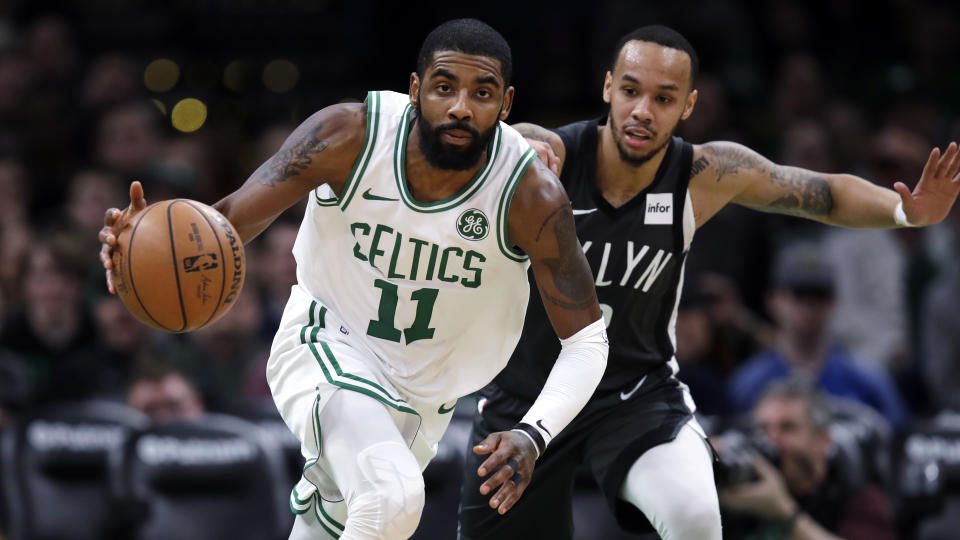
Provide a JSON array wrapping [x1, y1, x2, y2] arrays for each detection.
[[112, 199, 246, 332]]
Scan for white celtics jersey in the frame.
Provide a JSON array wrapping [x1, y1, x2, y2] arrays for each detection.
[[292, 90, 537, 405]]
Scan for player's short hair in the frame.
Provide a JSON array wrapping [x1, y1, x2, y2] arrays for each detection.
[[610, 25, 699, 87], [417, 18, 512, 87], [757, 377, 832, 433]]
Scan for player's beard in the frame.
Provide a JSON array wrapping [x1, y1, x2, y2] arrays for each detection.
[[610, 119, 672, 168], [415, 95, 498, 171]]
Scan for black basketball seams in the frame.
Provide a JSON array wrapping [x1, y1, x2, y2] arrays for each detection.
[[127, 203, 174, 332], [184, 199, 228, 328], [167, 200, 190, 332]]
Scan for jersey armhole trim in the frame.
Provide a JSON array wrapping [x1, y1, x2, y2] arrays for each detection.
[[339, 91, 381, 211], [496, 147, 537, 262], [315, 187, 339, 207]]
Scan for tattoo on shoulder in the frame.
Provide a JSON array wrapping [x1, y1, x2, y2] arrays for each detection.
[[702, 144, 767, 183], [690, 155, 709, 177], [516, 124, 556, 144], [259, 122, 329, 188], [538, 208, 596, 310]]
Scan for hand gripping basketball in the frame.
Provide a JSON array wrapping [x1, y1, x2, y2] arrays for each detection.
[[98, 181, 246, 332], [99, 181, 147, 295]]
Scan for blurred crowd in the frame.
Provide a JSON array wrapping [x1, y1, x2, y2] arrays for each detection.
[[0, 1, 959, 539]]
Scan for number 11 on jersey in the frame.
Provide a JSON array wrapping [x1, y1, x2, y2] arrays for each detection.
[[367, 279, 439, 344]]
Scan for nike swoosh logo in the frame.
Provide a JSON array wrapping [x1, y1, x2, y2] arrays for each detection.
[[362, 188, 398, 202], [437, 401, 457, 414], [619, 375, 648, 401], [572, 208, 597, 215], [536, 419, 552, 437]]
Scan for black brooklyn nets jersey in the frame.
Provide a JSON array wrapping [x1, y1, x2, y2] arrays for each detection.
[[493, 118, 694, 402]]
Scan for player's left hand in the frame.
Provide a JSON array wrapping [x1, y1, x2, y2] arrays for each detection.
[[718, 456, 797, 521], [525, 138, 560, 176], [894, 141, 960, 226], [473, 430, 538, 515]]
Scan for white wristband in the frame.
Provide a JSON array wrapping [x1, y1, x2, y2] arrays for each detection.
[[893, 201, 916, 227]]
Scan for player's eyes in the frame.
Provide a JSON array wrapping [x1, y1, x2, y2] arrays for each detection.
[[476, 89, 491, 98], [437, 83, 452, 93], [622, 87, 637, 96], [657, 96, 672, 104]]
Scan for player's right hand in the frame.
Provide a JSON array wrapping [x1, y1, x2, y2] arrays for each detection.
[[525, 138, 560, 176], [473, 430, 538, 515], [98, 181, 147, 294]]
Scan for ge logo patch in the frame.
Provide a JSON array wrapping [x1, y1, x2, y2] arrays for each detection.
[[456, 208, 489, 241]]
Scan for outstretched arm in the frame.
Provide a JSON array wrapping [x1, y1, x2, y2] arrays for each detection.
[[213, 102, 366, 242], [471, 157, 607, 515], [99, 102, 366, 293], [691, 141, 960, 228]]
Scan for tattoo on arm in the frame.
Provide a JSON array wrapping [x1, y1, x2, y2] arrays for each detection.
[[690, 156, 709, 177], [258, 122, 329, 188], [767, 169, 834, 216], [538, 209, 596, 310], [703, 143, 834, 217], [704, 145, 767, 183], [515, 123, 555, 144], [535, 203, 568, 242]]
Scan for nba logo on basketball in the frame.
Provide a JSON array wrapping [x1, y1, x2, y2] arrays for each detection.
[[182, 253, 219, 273]]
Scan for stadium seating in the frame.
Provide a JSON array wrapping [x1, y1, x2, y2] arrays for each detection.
[[0, 400, 148, 540], [107, 413, 291, 540], [896, 411, 960, 539]]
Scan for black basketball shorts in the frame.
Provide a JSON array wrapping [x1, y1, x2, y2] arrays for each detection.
[[458, 365, 695, 539]]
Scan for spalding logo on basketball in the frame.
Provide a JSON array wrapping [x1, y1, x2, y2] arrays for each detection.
[[112, 199, 246, 332]]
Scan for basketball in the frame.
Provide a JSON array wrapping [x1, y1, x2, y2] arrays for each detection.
[[111, 199, 246, 332]]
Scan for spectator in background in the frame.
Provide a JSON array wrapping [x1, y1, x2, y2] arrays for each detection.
[[773, 52, 828, 125], [91, 295, 154, 400], [178, 288, 269, 411], [720, 378, 896, 540], [727, 242, 908, 428], [676, 288, 728, 416], [255, 217, 299, 342], [0, 233, 103, 404], [0, 157, 30, 311], [94, 100, 164, 176], [79, 53, 140, 111], [822, 127, 925, 372], [921, 206, 960, 412], [64, 169, 124, 238], [23, 15, 77, 85], [0, 351, 29, 429], [21, 15, 82, 192], [127, 364, 205, 424], [0, 50, 31, 150], [677, 274, 772, 416], [823, 101, 868, 174]]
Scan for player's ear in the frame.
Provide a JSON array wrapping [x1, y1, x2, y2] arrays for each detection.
[[499, 86, 515, 121], [409, 72, 421, 108], [602, 71, 613, 104], [680, 89, 698, 121]]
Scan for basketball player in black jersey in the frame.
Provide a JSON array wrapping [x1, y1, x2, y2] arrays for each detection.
[[459, 25, 960, 540]]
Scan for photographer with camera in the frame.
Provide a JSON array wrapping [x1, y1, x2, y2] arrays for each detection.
[[718, 378, 895, 539]]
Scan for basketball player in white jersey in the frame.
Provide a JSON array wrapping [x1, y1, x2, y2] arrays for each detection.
[[99, 19, 609, 540], [459, 25, 960, 540]]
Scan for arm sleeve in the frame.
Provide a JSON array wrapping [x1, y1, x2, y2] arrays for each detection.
[[518, 318, 608, 449]]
